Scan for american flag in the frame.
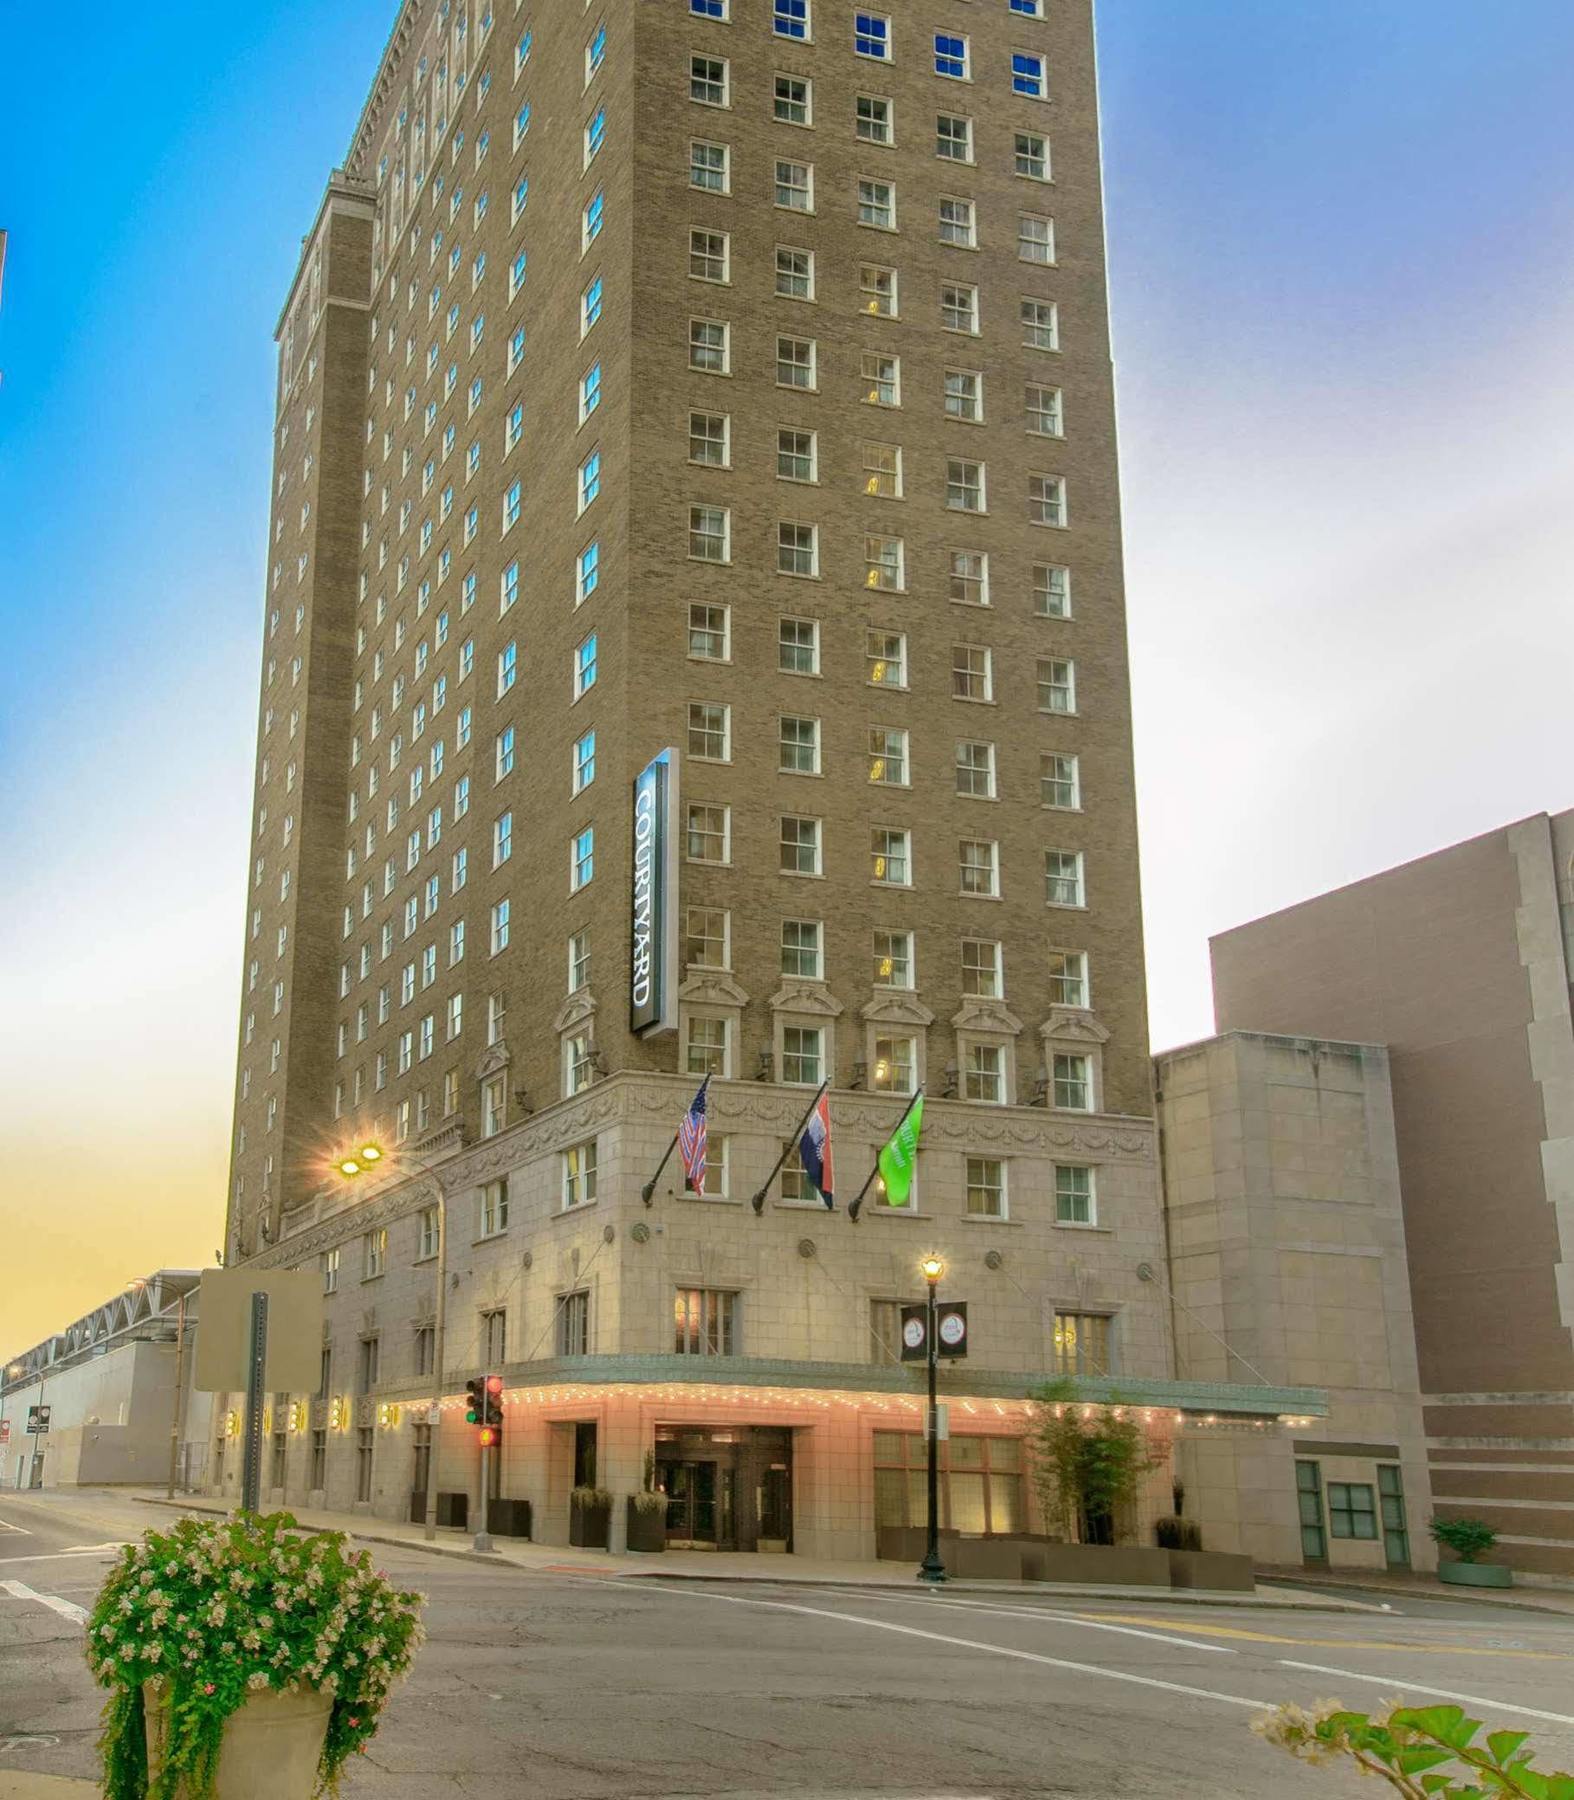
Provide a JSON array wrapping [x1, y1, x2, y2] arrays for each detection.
[[678, 1075, 710, 1196]]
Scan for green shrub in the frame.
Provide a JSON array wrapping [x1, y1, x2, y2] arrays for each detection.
[[1429, 1514, 1499, 1565], [1028, 1380, 1160, 1545], [85, 1511, 424, 1800], [1154, 1516, 1202, 1552]]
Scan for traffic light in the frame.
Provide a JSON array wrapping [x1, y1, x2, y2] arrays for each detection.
[[483, 1374, 504, 1429], [464, 1377, 485, 1427]]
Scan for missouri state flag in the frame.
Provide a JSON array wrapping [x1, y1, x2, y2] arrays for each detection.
[[799, 1088, 835, 1209]]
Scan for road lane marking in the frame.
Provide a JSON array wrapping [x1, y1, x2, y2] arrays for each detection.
[[0, 1545, 126, 1568], [616, 1582, 1276, 1712], [0, 1519, 31, 1535], [850, 1591, 1238, 1656], [1279, 1660, 1574, 1727], [0, 1580, 90, 1625], [1087, 1615, 1573, 1661]]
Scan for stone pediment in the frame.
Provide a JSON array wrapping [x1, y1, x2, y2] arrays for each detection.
[[951, 997, 1024, 1037], [552, 990, 598, 1035], [1039, 1007, 1110, 1047], [862, 991, 936, 1029], [475, 1039, 511, 1080], [678, 971, 751, 1009], [770, 980, 844, 1019]]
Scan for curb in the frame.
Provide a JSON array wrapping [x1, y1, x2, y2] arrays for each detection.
[[128, 1496, 1378, 1612], [1257, 1573, 1574, 1620]]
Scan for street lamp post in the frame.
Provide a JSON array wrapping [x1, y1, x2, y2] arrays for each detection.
[[338, 1143, 450, 1544], [166, 1287, 190, 1501], [918, 1255, 947, 1584]]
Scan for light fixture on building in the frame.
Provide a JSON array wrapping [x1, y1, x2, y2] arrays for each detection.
[[941, 1063, 958, 1099], [756, 1048, 774, 1082], [1032, 1065, 1050, 1107], [850, 1060, 867, 1090], [512, 1085, 534, 1115]]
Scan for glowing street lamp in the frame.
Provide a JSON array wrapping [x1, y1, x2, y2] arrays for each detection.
[[918, 1253, 948, 1585]]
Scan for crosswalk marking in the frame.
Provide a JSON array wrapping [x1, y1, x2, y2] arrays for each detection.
[[0, 1579, 90, 1624]]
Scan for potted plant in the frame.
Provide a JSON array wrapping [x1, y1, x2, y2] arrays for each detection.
[[569, 1485, 612, 1550], [1430, 1514, 1513, 1588], [86, 1511, 424, 1800], [626, 1453, 667, 1555]]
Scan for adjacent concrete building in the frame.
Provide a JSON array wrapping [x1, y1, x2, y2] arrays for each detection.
[[1212, 811, 1574, 1578]]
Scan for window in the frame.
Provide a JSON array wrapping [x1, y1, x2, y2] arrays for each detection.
[[577, 540, 600, 603], [1041, 752, 1081, 812], [1037, 656, 1076, 715], [867, 630, 906, 688], [1045, 849, 1085, 908], [565, 1030, 596, 1095], [1034, 563, 1071, 618], [480, 1177, 510, 1237], [491, 898, 511, 954], [686, 906, 730, 970], [1015, 129, 1050, 180], [864, 535, 904, 591], [936, 113, 973, 162], [854, 12, 890, 59], [860, 264, 898, 316], [688, 700, 730, 761], [689, 411, 731, 469], [857, 178, 895, 230], [946, 458, 985, 513], [952, 643, 992, 702], [1055, 1163, 1094, 1224], [571, 826, 596, 890], [1046, 949, 1088, 1009], [356, 1334, 381, 1394], [965, 1041, 1004, 1103], [941, 281, 979, 331], [934, 31, 969, 78], [1053, 1052, 1093, 1112], [774, 73, 812, 126], [1018, 213, 1055, 264], [493, 811, 513, 867], [776, 335, 816, 390], [779, 616, 819, 674], [782, 1024, 823, 1085], [691, 0, 727, 14], [775, 159, 814, 212], [690, 139, 730, 193], [320, 1248, 340, 1294], [574, 729, 597, 794], [1052, 1312, 1110, 1376], [873, 929, 913, 989], [873, 1432, 1022, 1535], [1027, 384, 1063, 438], [1011, 51, 1047, 99], [872, 1035, 915, 1095], [482, 1074, 505, 1137], [355, 1427, 374, 1501], [691, 55, 728, 107], [584, 107, 607, 166], [780, 814, 822, 876], [481, 1308, 507, 1365], [862, 441, 902, 498], [558, 1290, 591, 1357], [777, 520, 819, 576], [577, 448, 601, 513], [495, 727, 516, 781], [966, 1157, 1005, 1219], [686, 1014, 729, 1078], [581, 277, 604, 335], [856, 94, 893, 144], [418, 1206, 439, 1261], [686, 803, 730, 864], [690, 227, 729, 283], [675, 1288, 736, 1356], [959, 838, 998, 897], [1011, 0, 1047, 14], [1328, 1483, 1378, 1541], [862, 351, 900, 407], [774, 0, 809, 37], [1029, 474, 1067, 528], [575, 634, 599, 697], [945, 548, 988, 607], [944, 367, 982, 421], [568, 930, 592, 995], [581, 189, 605, 251], [689, 317, 730, 373], [955, 740, 995, 799], [872, 827, 910, 886], [781, 918, 823, 979], [690, 602, 730, 660], [961, 937, 1001, 998], [1021, 297, 1059, 351], [777, 428, 817, 483], [779, 714, 821, 775], [563, 1140, 598, 1209], [775, 245, 815, 300]]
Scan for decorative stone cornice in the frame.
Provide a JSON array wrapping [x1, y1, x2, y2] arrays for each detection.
[[770, 980, 844, 1019], [1040, 1008, 1111, 1048], [951, 997, 1024, 1038], [552, 991, 597, 1035], [678, 971, 751, 1009], [862, 991, 936, 1029], [474, 1040, 511, 1080]]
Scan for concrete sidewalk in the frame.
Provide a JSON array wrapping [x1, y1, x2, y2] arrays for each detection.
[[122, 1488, 1379, 1611], [1258, 1563, 1574, 1617], [0, 1777, 98, 1800]]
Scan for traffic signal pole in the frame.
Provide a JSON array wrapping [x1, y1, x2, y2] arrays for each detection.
[[474, 1437, 493, 1555]]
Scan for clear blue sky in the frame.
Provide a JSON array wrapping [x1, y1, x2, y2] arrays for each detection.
[[1, 2, 1571, 1346]]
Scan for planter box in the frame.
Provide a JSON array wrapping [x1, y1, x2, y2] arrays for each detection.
[[434, 1491, 468, 1530], [570, 1498, 611, 1549], [145, 1682, 332, 1800], [1439, 1561, 1513, 1589], [950, 1537, 1025, 1581], [489, 1498, 533, 1540], [626, 1498, 666, 1553], [1167, 1548, 1254, 1592], [1021, 1541, 1172, 1586]]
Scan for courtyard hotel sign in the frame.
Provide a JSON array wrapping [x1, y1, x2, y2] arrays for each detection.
[[630, 748, 679, 1035]]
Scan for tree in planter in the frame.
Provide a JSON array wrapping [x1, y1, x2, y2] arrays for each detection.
[[1429, 1515, 1498, 1565], [1028, 1381, 1161, 1545]]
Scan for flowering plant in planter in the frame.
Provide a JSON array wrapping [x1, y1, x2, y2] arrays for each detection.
[[85, 1511, 425, 1800]]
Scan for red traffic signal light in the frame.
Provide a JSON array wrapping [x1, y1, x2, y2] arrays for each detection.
[[483, 1373, 504, 1428]]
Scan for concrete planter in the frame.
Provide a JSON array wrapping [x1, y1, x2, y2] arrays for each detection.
[[145, 1683, 332, 1800], [1438, 1560, 1513, 1589], [625, 1497, 667, 1553], [570, 1493, 611, 1549]]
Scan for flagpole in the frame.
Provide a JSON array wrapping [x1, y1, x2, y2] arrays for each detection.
[[750, 1079, 830, 1216], [639, 1132, 679, 1208], [847, 1087, 924, 1223]]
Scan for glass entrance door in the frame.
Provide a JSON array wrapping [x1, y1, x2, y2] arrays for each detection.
[[660, 1460, 737, 1545]]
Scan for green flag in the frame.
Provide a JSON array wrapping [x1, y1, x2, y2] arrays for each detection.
[[877, 1095, 924, 1208]]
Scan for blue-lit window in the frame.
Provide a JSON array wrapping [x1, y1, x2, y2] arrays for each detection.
[[854, 12, 889, 59], [508, 325, 526, 373], [512, 173, 529, 221], [571, 828, 595, 892], [690, 0, 727, 15], [934, 33, 968, 79], [574, 731, 597, 794], [1010, 0, 1045, 15], [582, 277, 604, 334], [514, 102, 531, 148], [575, 635, 598, 698], [582, 189, 605, 249], [585, 106, 606, 163], [586, 22, 606, 81], [578, 449, 602, 513], [501, 561, 519, 612], [1011, 51, 1046, 97], [578, 540, 600, 602], [514, 28, 532, 75], [580, 362, 602, 422], [502, 480, 521, 531], [774, 0, 809, 40], [510, 250, 527, 297], [505, 401, 523, 452]]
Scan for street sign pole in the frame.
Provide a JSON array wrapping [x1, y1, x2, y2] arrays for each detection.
[[239, 1291, 269, 1515]]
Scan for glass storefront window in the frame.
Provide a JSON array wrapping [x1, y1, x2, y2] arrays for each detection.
[[872, 1433, 1023, 1535]]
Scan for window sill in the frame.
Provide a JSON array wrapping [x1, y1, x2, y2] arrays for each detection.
[[961, 1214, 1021, 1227], [475, 1229, 509, 1245], [1053, 1221, 1111, 1234]]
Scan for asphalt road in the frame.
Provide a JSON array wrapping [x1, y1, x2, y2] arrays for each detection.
[[5, 1490, 1574, 1798]]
